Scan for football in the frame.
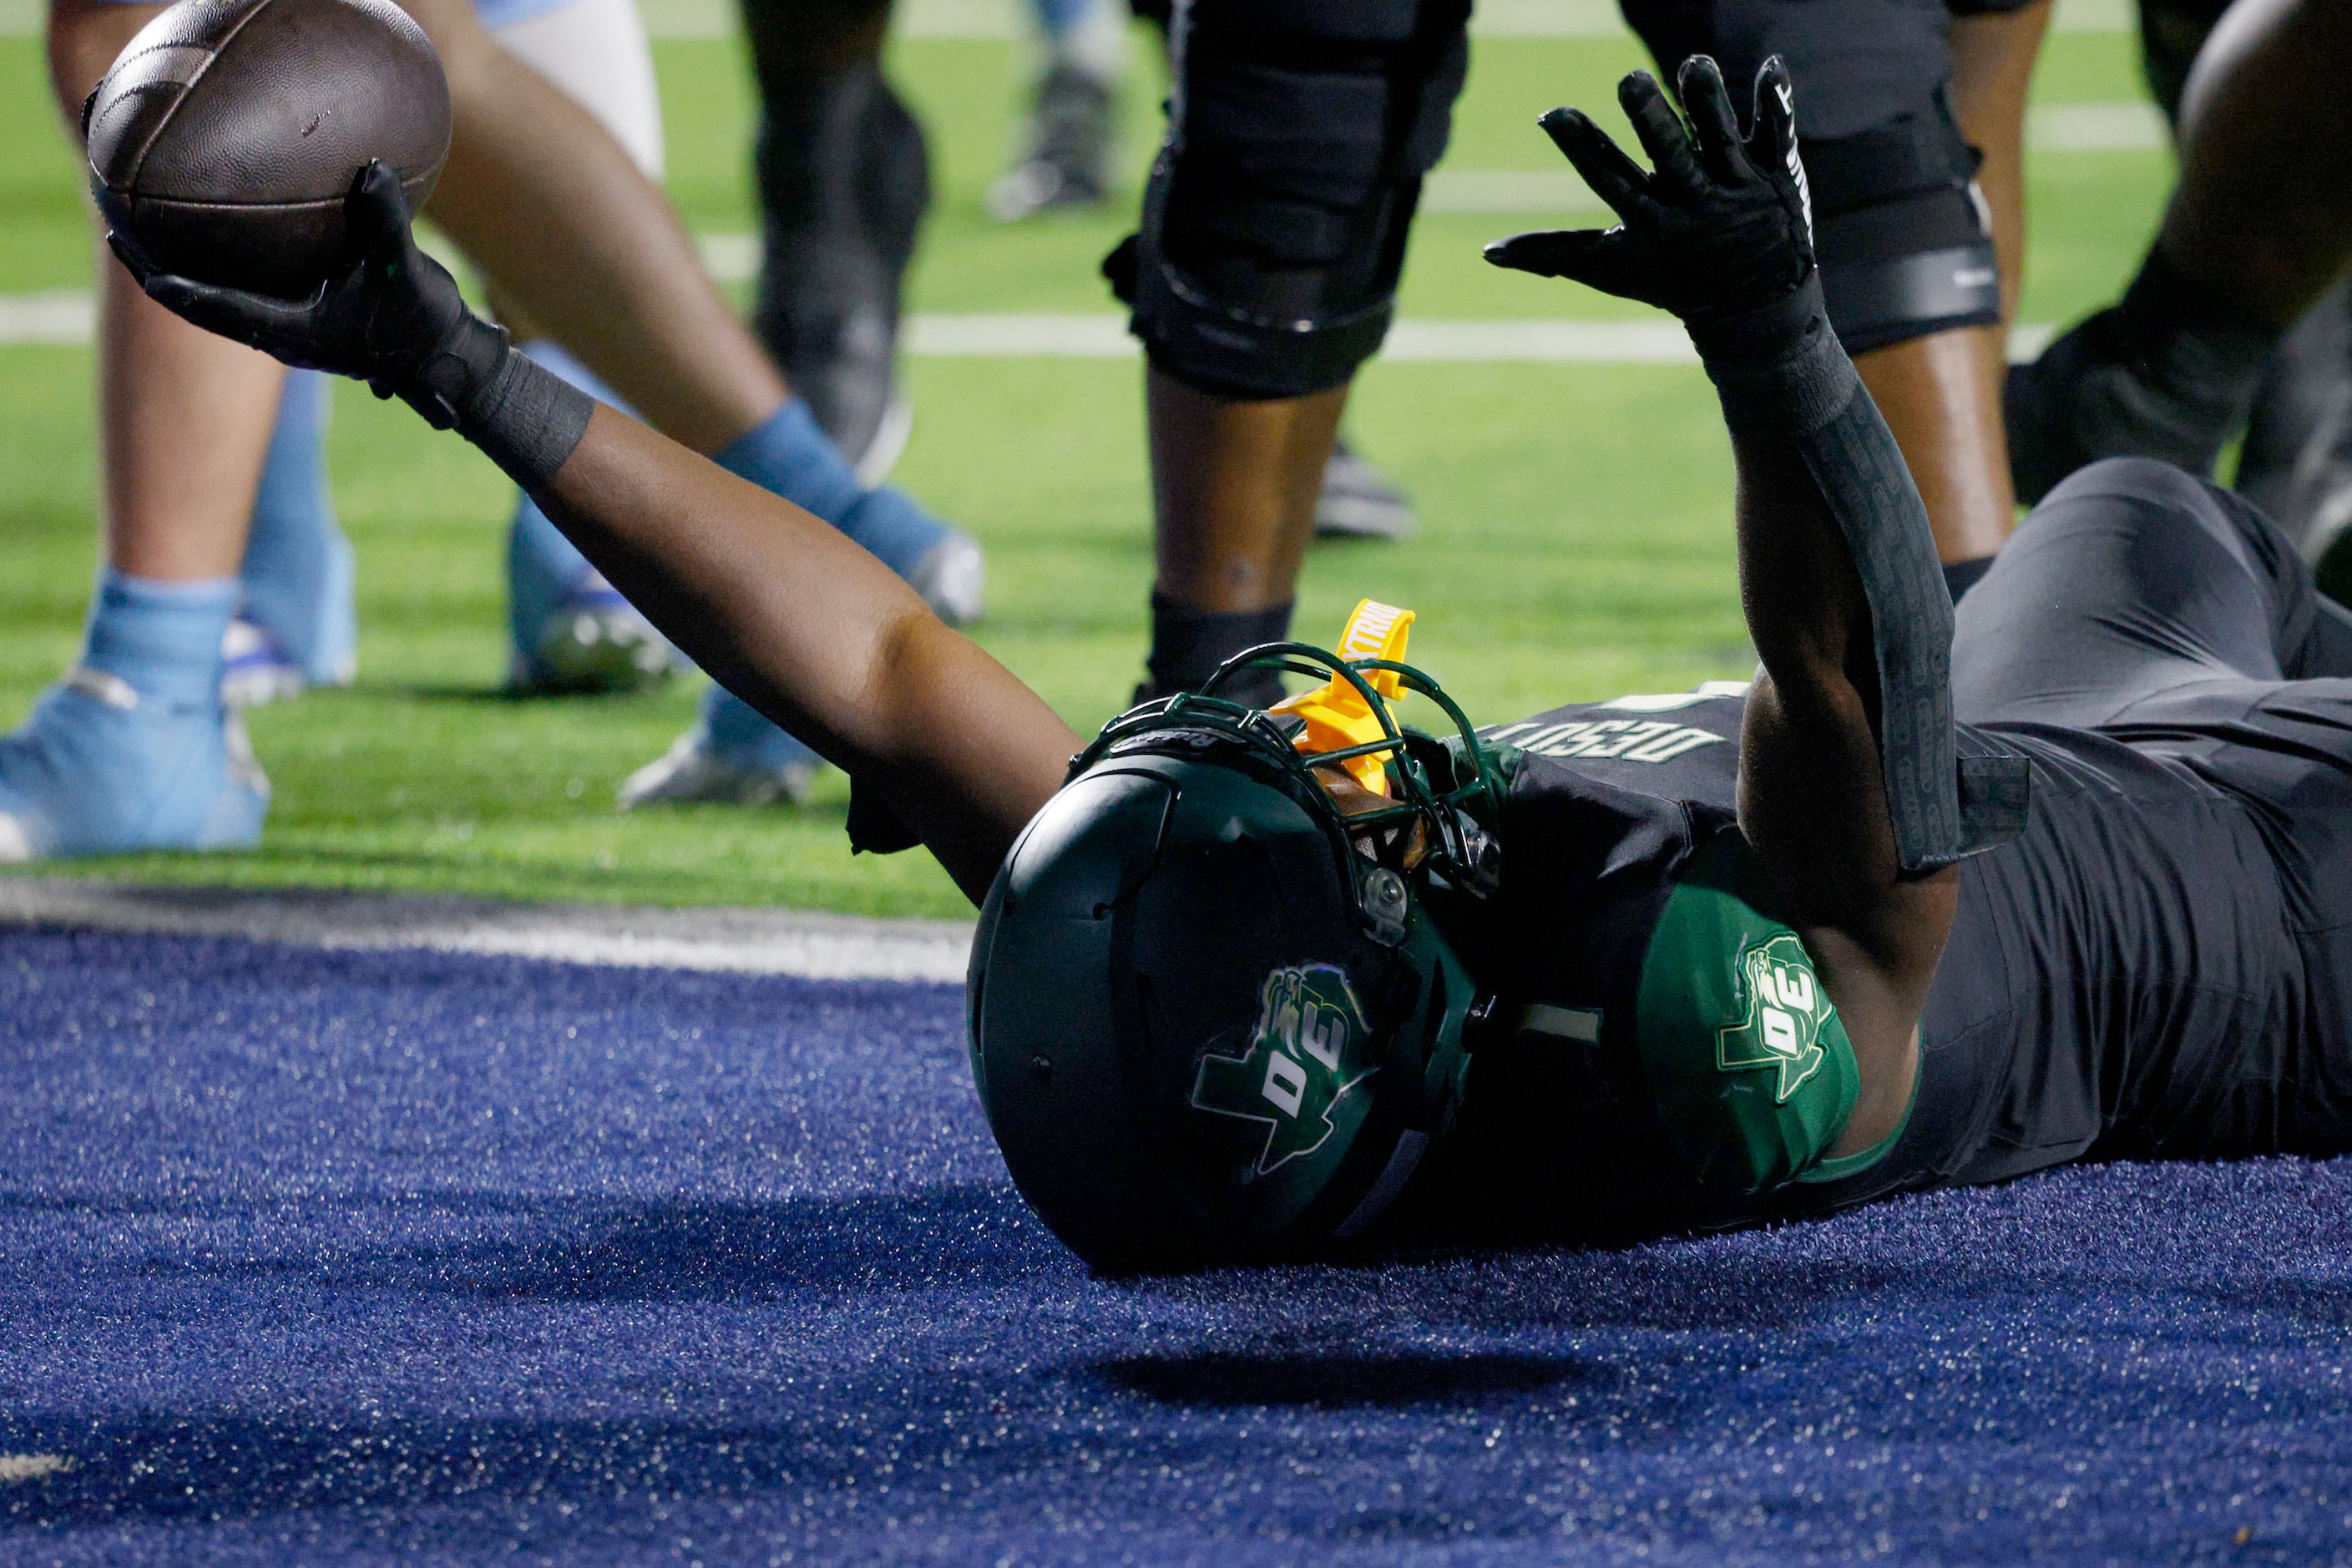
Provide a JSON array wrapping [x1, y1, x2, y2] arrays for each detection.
[[84, 0, 451, 301]]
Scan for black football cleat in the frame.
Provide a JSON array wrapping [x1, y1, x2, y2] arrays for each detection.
[[1313, 438, 1419, 542], [988, 62, 1115, 222]]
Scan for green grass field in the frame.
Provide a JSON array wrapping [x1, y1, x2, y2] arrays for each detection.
[[0, 16, 2172, 916]]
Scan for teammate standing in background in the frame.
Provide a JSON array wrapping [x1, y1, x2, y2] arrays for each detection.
[[1104, 0, 2047, 716], [1616, 0, 2053, 597]]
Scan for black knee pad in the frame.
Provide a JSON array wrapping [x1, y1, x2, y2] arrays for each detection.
[[1111, 0, 1469, 399], [1804, 100, 2000, 354], [1618, 0, 1999, 354]]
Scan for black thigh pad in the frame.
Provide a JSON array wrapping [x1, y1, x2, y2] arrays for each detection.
[[1621, 0, 1952, 139], [1117, 0, 1470, 399]]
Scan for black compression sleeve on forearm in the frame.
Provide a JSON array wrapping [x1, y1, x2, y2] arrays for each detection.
[[393, 309, 594, 494], [1689, 276, 2029, 873], [458, 349, 596, 495]]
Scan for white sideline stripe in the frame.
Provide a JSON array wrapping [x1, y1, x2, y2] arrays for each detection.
[[0, 878, 975, 983], [0, 0, 2136, 40], [0, 292, 96, 346], [908, 313, 1133, 357], [0, 291, 2064, 362], [2031, 102, 2167, 152]]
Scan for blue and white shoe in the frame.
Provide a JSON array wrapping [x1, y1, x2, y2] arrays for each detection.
[[0, 668, 268, 861], [614, 525, 984, 809], [501, 363, 687, 695], [220, 618, 311, 709], [617, 685, 822, 809], [905, 527, 987, 628], [511, 569, 687, 695]]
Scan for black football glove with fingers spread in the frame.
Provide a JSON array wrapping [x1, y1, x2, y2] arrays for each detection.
[[108, 161, 590, 492], [1490, 57, 2032, 873], [1486, 56, 1821, 369]]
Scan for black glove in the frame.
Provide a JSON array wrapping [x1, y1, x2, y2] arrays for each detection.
[[109, 160, 506, 429], [108, 161, 591, 490], [1485, 56, 1815, 346]]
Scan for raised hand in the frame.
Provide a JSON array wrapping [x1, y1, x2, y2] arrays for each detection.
[[108, 159, 507, 432], [1485, 56, 1814, 329]]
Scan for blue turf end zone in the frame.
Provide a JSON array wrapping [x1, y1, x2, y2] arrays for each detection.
[[0, 928, 2347, 1565]]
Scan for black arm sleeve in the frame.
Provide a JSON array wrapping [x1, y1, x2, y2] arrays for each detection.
[[401, 311, 594, 496], [1691, 277, 2029, 873]]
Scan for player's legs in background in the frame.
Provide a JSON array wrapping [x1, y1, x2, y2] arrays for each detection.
[[409, 0, 787, 454], [1142, 373, 1349, 705], [402, 0, 984, 803], [1120, 0, 1466, 706], [1122, 0, 1419, 549], [1931, 0, 2051, 588], [1621, 0, 2029, 574], [2006, 0, 2352, 524], [225, 367, 357, 706], [1950, 1, 2047, 324], [0, 0, 277, 860], [739, 0, 922, 481], [988, 0, 1125, 221], [484, 0, 691, 695]]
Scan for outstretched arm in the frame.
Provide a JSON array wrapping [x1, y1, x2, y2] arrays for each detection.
[[1490, 59, 2026, 1149], [535, 414, 1078, 899], [113, 166, 1076, 903]]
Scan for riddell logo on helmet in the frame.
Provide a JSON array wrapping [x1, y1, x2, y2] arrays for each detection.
[[1189, 965, 1375, 1174]]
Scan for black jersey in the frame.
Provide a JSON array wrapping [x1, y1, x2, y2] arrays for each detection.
[[1407, 665, 2346, 1247], [1399, 462, 2352, 1247]]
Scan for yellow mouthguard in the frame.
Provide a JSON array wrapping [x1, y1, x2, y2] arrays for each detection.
[[1270, 598, 1416, 797]]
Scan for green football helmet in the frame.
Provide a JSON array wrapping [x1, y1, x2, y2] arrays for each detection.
[[966, 644, 1505, 1273]]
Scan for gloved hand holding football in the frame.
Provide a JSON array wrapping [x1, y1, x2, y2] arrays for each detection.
[[109, 161, 511, 435]]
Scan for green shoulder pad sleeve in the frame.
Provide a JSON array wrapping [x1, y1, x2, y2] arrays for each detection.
[[1634, 829, 1872, 1192]]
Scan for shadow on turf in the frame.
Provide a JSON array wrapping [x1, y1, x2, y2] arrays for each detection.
[[336, 1186, 1068, 1301], [1091, 1348, 1596, 1408]]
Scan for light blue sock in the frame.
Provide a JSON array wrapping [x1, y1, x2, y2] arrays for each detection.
[[508, 342, 623, 655], [712, 401, 948, 578], [239, 370, 355, 685], [84, 570, 240, 708]]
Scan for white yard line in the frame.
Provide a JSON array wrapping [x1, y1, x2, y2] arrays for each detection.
[[2030, 101, 2167, 152], [0, 291, 95, 345], [1422, 171, 1604, 215], [0, 290, 2062, 362], [0, 878, 974, 983], [883, 316, 1704, 363]]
